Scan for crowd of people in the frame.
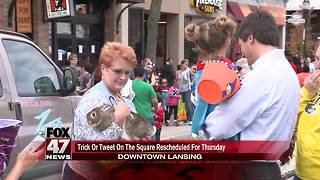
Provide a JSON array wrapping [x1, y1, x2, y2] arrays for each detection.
[[1, 10, 319, 180], [65, 11, 319, 179]]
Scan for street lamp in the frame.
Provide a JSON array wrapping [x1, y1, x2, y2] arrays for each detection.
[[301, 0, 311, 57]]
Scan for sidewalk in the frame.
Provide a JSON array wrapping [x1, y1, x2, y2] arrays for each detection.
[[160, 125, 191, 140]]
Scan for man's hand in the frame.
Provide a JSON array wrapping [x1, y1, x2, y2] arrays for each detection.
[[304, 70, 320, 94], [114, 102, 131, 128]]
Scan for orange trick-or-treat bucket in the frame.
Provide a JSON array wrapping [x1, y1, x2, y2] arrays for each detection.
[[198, 60, 241, 104]]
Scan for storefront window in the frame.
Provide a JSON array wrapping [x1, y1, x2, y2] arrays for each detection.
[[76, 24, 88, 38], [57, 22, 72, 35], [52, 0, 103, 67], [155, 22, 166, 68], [128, 8, 144, 63], [75, 0, 101, 16]]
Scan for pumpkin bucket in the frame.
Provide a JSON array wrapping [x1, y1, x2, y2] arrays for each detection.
[[198, 61, 241, 104]]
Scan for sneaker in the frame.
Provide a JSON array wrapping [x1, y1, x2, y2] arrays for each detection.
[[191, 133, 199, 138], [165, 120, 169, 126], [174, 120, 179, 126], [191, 133, 199, 139]]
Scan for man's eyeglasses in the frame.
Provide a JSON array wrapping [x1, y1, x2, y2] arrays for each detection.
[[109, 68, 130, 77]]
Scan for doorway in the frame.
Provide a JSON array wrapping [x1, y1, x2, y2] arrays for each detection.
[[52, 0, 104, 69]]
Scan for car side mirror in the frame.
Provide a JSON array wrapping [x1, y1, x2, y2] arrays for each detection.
[[61, 67, 76, 95], [34, 76, 57, 94]]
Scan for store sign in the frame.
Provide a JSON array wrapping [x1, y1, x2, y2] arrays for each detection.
[[45, 0, 71, 19], [287, 12, 305, 26], [190, 0, 223, 14], [16, 0, 32, 33]]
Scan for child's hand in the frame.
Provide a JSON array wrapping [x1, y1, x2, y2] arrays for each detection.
[[5, 145, 44, 180], [16, 145, 44, 171], [304, 70, 320, 94], [114, 102, 131, 128]]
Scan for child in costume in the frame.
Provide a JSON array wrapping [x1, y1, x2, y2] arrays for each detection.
[[165, 79, 180, 126], [184, 15, 238, 138], [154, 93, 165, 140]]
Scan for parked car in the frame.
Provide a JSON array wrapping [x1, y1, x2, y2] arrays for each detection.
[[0, 30, 79, 179]]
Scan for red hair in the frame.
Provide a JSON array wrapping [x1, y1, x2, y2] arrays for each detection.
[[99, 42, 137, 67]]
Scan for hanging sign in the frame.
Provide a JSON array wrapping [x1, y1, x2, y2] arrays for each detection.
[[190, 0, 223, 14], [16, 0, 32, 33], [45, 0, 72, 19]]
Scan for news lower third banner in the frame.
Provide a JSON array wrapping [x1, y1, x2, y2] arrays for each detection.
[[43, 126, 289, 161], [67, 141, 289, 161]]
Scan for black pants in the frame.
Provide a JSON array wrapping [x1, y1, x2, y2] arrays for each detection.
[[155, 128, 161, 141], [165, 105, 178, 121]]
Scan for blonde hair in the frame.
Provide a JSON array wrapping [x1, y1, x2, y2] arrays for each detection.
[[99, 42, 137, 67], [185, 14, 236, 54]]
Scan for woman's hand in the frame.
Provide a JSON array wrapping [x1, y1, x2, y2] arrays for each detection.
[[304, 70, 320, 95], [114, 102, 131, 128]]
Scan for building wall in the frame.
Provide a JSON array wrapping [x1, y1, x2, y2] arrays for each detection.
[[1, 0, 123, 61], [286, 10, 320, 57], [130, 0, 226, 65], [133, 0, 180, 14], [32, 1, 50, 55], [104, 0, 123, 43], [0, 0, 16, 31]]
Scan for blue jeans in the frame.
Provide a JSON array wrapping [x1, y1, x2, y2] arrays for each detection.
[[192, 98, 210, 135], [180, 90, 193, 121], [147, 118, 156, 140]]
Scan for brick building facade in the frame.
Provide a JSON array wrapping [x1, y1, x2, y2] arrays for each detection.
[[0, 0, 128, 68]]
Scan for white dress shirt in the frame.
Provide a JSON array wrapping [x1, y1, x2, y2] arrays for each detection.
[[204, 49, 300, 141]]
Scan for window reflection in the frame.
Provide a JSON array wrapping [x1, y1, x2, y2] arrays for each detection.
[[76, 24, 88, 38], [3, 40, 61, 95], [76, 4, 87, 15], [57, 22, 71, 35], [76, 2, 100, 16]]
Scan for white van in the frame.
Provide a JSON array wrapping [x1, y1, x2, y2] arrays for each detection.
[[0, 30, 79, 179]]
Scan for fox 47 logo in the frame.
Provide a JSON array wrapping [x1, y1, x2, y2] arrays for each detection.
[[45, 127, 71, 160]]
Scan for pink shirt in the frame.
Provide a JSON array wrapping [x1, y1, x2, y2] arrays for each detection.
[[166, 86, 179, 106]]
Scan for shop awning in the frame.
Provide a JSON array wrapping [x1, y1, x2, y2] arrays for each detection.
[[228, 1, 258, 21], [227, 1, 285, 25], [227, 1, 244, 21]]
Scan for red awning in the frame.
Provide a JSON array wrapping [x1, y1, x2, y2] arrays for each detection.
[[227, 2, 284, 25], [227, 1, 245, 21]]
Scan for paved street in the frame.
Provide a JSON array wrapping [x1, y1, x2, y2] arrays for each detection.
[[160, 124, 191, 140]]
